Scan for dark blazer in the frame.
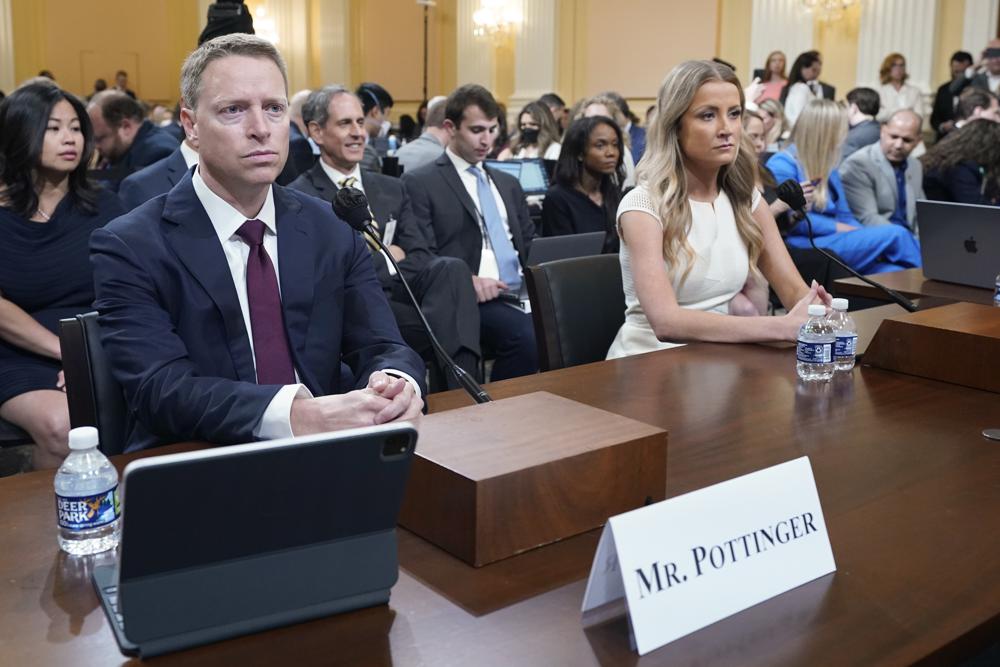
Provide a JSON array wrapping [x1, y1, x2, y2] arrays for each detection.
[[276, 123, 317, 186], [628, 124, 647, 164], [931, 80, 958, 138], [820, 82, 836, 100], [118, 120, 180, 175], [287, 161, 434, 284], [402, 152, 535, 273], [118, 147, 188, 211], [90, 172, 424, 452], [840, 119, 881, 161], [923, 160, 995, 205]]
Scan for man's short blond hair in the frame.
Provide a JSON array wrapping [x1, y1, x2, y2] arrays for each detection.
[[180, 34, 287, 109]]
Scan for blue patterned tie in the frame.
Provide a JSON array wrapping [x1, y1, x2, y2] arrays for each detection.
[[468, 166, 521, 290]]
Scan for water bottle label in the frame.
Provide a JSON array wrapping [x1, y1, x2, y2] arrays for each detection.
[[56, 487, 120, 531], [834, 335, 857, 358], [797, 340, 832, 363]]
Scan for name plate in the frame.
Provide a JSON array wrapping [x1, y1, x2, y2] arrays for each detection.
[[581, 456, 835, 655]]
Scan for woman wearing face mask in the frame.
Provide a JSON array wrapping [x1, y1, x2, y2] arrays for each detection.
[[606, 60, 831, 360], [0, 82, 124, 469], [782, 50, 824, 127], [498, 101, 561, 161], [541, 116, 626, 253]]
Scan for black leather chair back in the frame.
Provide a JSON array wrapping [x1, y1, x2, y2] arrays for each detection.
[[525, 254, 626, 372], [0, 419, 31, 447], [59, 312, 128, 455]]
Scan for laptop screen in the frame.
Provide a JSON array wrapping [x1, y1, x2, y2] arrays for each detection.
[[485, 158, 550, 196]]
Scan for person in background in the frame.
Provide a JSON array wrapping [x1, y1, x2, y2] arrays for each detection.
[[841, 87, 881, 161], [601, 91, 646, 163], [0, 82, 125, 469], [931, 51, 974, 138], [841, 110, 924, 233], [415, 99, 429, 134], [86, 90, 179, 190], [743, 108, 815, 223], [113, 70, 137, 99], [38, 70, 55, 81], [396, 95, 448, 172], [356, 82, 394, 171], [922, 119, 1000, 205], [576, 94, 636, 186], [87, 78, 107, 102], [952, 86, 1000, 130], [756, 50, 788, 103], [276, 88, 316, 185], [541, 116, 625, 253], [758, 98, 789, 152], [403, 84, 539, 381], [539, 92, 569, 134], [487, 102, 510, 159], [498, 101, 561, 160], [767, 99, 921, 274], [782, 50, 828, 126], [607, 60, 830, 360], [950, 38, 1000, 97], [398, 114, 418, 143], [877, 53, 925, 122]]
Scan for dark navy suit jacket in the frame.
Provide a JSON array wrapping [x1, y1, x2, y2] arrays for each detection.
[[97, 120, 179, 192], [118, 147, 188, 211], [629, 124, 646, 164], [90, 172, 424, 452]]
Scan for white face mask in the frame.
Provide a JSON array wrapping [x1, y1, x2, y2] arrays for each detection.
[[378, 119, 391, 138]]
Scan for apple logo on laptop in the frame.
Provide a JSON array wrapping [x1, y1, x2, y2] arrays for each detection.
[[964, 236, 978, 253]]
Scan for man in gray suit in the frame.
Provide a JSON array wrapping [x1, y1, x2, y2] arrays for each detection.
[[841, 110, 924, 233], [289, 85, 482, 390], [396, 96, 448, 173]]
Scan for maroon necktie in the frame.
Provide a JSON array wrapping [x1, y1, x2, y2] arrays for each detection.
[[235, 219, 296, 385]]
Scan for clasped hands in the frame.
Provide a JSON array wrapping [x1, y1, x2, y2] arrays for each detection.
[[290, 371, 422, 436]]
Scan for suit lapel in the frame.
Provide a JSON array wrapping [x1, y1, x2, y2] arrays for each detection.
[[162, 174, 257, 383], [361, 172, 392, 223], [166, 150, 187, 187], [306, 161, 336, 201], [437, 155, 480, 224], [273, 186, 319, 392]]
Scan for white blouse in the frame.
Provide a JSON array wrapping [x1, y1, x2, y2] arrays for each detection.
[[607, 184, 761, 359], [877, 83, 926, 123]]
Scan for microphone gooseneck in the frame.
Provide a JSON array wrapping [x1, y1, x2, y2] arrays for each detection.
[[774, 179, 919, 313], [332, 187, 492, 404]]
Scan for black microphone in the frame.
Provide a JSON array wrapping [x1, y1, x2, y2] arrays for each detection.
[[774, 179, 918, 313], [332, 187, 492, 404]]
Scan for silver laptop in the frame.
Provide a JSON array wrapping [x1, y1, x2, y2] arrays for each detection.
[[93, 423, 417, 658], [917, 199, 1000, 289]]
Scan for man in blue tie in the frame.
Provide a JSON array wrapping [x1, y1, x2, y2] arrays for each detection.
[[403, 85, 538, 380], [90, 34, 424, 452]]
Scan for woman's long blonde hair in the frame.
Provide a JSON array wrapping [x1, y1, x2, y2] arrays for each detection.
[[788, 98, 847, 210], [758, 98, 788, 148], [638, 60, 762, 285]]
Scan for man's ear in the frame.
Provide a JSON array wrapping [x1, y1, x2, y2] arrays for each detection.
[[180, 105, 197, 143], [442, 118, 457, 137]]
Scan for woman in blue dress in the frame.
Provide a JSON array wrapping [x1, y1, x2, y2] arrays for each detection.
[[767, 99, 921, 274], [0, 82, 124, 468]]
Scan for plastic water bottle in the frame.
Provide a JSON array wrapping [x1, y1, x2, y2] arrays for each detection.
[[54, 427, 120, 556], [796, 304, 835, 381], [994, 272, 1000, 307], [387, 135, 398, 156], [827, 298, 858, 372]]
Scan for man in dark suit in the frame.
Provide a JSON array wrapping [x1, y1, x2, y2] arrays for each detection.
[[87, 91, 179, 190], [90, 34, 423, 452], [276, 89, 317, 185], [289, 86, 481, 390], [118, 138, 198, 211], [931, 51, 974, 139], [403, 84, 538, 381]]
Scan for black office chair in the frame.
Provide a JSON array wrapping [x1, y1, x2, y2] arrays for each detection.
[[524, 254, 626, 372], [59, 312, 128, 455], [0, 419, 31, 448]]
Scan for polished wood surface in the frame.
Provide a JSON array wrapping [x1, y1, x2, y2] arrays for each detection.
[[3, 324, 1000, 665], [834, 268, 994, 305], [864, 302, 1000, 393], [400, 392, 667, 565]]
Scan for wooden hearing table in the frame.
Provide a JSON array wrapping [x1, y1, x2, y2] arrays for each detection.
[[834, 268, 994, 306], [2, 304, 999, 665]]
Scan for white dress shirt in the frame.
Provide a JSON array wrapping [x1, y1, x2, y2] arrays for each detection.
[[784, 81, 821, 127], [179, 140, 199, 168], [191, 168, 419, 441], [444, 147, 520, 281], [877, 83, 926, 122]]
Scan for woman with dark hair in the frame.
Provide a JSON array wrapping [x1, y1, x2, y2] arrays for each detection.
[[921, 119, 1000, 205], [541, 116, 625, 253], [782, 50, 824, 126], [498, 101, 562, 160], [0, 82, 124, 469]]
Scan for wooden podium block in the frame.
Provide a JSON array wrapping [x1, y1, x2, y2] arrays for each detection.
[[863, 302, 1000, 393], [400, 392, 668, 566]]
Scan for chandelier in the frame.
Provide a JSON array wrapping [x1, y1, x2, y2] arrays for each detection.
[[472, 0, 522, 39], [800, 0, 858, 22]]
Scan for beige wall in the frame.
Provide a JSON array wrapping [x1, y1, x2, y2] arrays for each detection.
[[935, 0, 967, 87], [581, 0, 720, 99], [11, 0, 200, 104], [814, 3, 861, 99]]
